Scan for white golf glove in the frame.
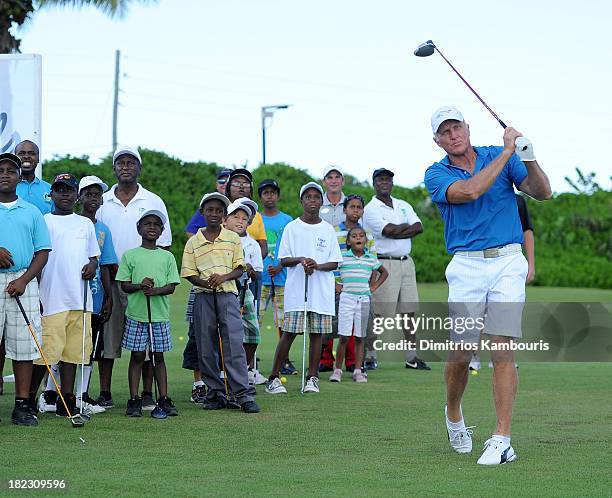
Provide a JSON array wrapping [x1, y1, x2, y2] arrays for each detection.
[[515, 137, 536, 161]]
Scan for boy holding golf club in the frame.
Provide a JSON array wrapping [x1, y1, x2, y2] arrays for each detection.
[[181, 193, 260, 413], [223, 198, 266, 385], [30, 173, 100, 419], [0, 153, 50, 426], [116, 209, 180, 418], [265, 182, 343, 395]]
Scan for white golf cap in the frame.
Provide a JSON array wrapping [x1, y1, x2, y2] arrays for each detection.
[[113, 145, 142, 165], [199, 192, 230, 208], [299, 181, 324, 198], [322, 164, 343, 178], [234, 197, 258, 220], [78, 175, 109, 194], [430, 106, 464, 134], [137, 209, 167, 226], [227, 201, 253, 219]]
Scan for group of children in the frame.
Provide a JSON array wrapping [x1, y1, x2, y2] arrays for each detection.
[[1, 148, 390, 426]]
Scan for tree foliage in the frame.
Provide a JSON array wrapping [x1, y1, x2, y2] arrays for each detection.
[[42, 150, 612, 289]]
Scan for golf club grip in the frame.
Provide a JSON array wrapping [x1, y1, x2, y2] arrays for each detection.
[[304, 273, 309, 301], [146, 295, 152, 323], [14, 296, 30, 325], [83, 281, 88, 312]]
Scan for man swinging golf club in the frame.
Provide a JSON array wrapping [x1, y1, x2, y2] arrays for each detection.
[[424, 106, 552, 465]]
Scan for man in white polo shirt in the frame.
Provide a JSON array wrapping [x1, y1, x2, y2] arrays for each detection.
[[96, 145, 172, 409], [363, 168, 430, 371]]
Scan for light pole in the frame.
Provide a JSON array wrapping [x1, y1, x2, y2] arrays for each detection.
[[261, 104, 290, 164]]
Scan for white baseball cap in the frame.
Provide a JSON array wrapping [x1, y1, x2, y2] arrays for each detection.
[[137, 209, 167, 226], [226, 201, 253, 219], [234, 197, 258, 220], [113, 145, 142, 165], [299, 181, 324, 198], [199, 192, 230, 208], [322, 164, 343, 179], [78, 175, 109, 194], [430, 106, 464, 134]]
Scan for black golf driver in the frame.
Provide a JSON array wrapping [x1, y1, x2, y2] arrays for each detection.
[[14, 296, 86, 428], [414, 40, 528, 151], [145, 295, 167, 419]]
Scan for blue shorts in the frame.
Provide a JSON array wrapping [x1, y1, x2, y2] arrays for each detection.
[[122, 318, 172, 352]]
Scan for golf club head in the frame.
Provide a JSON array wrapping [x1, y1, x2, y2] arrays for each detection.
[[414, 40, 435, 57], [69, 415, 87, 427], [151, 405, 167, 419]]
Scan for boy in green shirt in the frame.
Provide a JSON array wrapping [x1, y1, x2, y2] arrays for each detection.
[[116, 210, 180, 417]]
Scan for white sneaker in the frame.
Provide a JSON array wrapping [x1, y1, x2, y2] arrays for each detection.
[[303, 376, 320, 393], [265, 377, 287, 394], [77, 400, 106, 415], [38, 392, 56, 413], [477, 437, 517, 465], [253, 370, 268, 385], [445, 406, 473, 454], [329, 368, 343, 382]]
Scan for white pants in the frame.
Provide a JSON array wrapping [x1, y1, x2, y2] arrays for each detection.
[[446, 252, 528, 343], [338, 293, 370, 338]]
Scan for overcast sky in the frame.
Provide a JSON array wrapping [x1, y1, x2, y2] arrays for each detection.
[[14, 0, 612, 192]]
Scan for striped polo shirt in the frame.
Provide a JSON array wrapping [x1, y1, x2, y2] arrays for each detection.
[[338, 249, 381, 296], [180, 227, 245, 294], [334, 222, 376, 283]]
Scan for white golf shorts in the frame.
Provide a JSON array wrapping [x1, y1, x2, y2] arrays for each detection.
[[338, 293, 370, 338], [446, 250, 528, 343]]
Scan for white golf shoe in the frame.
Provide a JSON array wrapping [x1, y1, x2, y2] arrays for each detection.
[[38, 391, 57, 413], [265, 377, 287, 394], [253, 370, 268, 385], [477, 437, 517, 465], [445, 406, 473, 454], [303, 376, 320, 393], [77, 400, 106, 415]]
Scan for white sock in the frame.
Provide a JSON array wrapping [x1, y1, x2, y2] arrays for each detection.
[[76, 365, 92, 402], [45, 365, 59, 392], [493, 434, 511, 445], [193, 380, 204, 389], [446, 406, 465, 430]]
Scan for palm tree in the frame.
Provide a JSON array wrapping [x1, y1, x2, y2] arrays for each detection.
[[1, 0, 156, 53]]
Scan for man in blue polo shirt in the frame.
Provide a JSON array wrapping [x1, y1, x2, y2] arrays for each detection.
[[424, 106, 552, 465], [0, 153, 51, 426], [15, 140, 53, 215]]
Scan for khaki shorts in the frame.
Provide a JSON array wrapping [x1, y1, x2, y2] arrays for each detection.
[[372, 256, 419, 317], [35, 310, 92, 365], [103, 281, 128, 359]]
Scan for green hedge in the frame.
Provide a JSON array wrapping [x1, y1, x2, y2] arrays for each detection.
[[42, 150, 611, 289]]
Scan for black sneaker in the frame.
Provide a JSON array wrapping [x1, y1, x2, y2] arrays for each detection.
[[202, 397, 226, 410], [141, 391, 156, 412], [125, 397, 142, 417], [364, 359, 378, 370], [190, 384, 208, 404], [12, 399, 38, 427], [281, 359, 298, 376], [158, 396, 179, 416], [241, 400, 261, 413], [56, 393, 77, 417], [405, 358, 431, 370], [95, 392, 114, 408]]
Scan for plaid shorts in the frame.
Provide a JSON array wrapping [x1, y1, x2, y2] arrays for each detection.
[[0, 270, 42, 361], [260, 284, 285, 329], [241, 288, 260, 344], [283, 311, 332, 335], [121, 318, 172, 352]]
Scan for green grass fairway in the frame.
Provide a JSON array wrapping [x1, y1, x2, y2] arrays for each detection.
[[1, 283, 611, 497]]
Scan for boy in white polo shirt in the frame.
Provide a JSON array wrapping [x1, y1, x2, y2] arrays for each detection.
[[265, 182, 342, 395], [30, 173, 100, 418]]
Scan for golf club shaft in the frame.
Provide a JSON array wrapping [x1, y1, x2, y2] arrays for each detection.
[[270, 278, 280, 335], [434, 46, 507, 129], [301, 274, 309, 394], [14, 295, 78, 420], [80, 283, 87, 415], [146, 295, 159, 403], [212, 289, 230, 399]]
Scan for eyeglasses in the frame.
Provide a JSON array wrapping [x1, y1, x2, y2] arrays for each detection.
[[114, 160, 138, 169], [230, 181, 251, 188]]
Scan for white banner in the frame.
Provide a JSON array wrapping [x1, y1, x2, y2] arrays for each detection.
[[0, 54, 42, 174]]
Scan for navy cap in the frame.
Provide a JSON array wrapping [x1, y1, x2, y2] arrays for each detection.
[[372, 168, 394, 182], [228, 168, 252, 184], [51, 173, 79, 191], [257, 178, 280, 197], [217, 168, 233, 180], [0, 152, 21, 170]]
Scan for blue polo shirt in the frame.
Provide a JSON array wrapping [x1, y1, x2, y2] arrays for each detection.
[[16, 177, 53, 215], [0, 198, 51, 272], [424, 146, 528, 253], [185, 210, 207, 234]]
